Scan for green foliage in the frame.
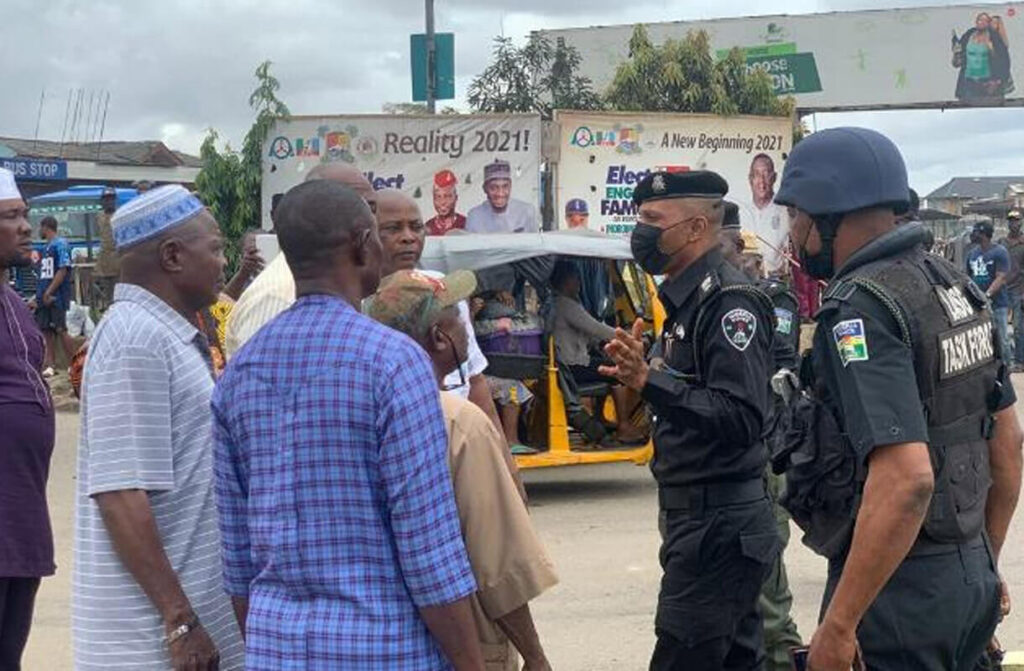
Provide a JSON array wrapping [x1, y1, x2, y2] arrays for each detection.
[[605, 25, 794, 119], [382, 102, 461, 115], [467, 35, 603, 118], [195, 61, 290, 274]]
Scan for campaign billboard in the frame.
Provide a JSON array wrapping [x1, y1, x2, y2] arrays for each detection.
[[554, 110, 793, 273], [539, 4, 1024, 111], [261, 114, 543, 231]]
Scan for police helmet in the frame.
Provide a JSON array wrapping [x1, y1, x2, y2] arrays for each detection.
[[775, 127, 910, 217]]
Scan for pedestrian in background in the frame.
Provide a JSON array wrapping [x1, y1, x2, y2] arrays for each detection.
[[367, 269, 558, 671], [73, 185, 244, 670], [998, 210, 1024, 371], [967, 219, 1013, 366], [30, 216, 76, 376], [213, 180, 484, 670], [0, 167, 56, 671], [224, 163, 376, 356], [720, 201, 803, 671], [92, 186, 120, 313]]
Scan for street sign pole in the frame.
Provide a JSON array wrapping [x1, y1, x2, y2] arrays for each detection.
[[425, 0, 436, 114]]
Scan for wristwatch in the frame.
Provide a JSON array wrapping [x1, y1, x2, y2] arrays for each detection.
[[165, 615, 200, 646]]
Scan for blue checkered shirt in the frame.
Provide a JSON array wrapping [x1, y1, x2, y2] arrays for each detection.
[[212, 294, 476, 670]]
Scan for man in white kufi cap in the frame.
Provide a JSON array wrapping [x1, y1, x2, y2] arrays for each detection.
[[73, 185, 245, 670]]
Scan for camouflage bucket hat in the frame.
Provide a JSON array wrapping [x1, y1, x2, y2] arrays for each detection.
[[365, 269, 477, 339]]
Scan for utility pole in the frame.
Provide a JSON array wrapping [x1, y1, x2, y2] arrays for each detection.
[[425, 0, 436, 113]]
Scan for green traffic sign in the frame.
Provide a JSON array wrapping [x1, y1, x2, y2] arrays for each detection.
[[411, 32, 455, 102]]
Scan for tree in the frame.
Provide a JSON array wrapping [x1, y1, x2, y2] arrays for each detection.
[[605, 25, 793, 118], [467, 35, 603, 118], [195, 61, 290, 272], [381, 102, 460, 115]]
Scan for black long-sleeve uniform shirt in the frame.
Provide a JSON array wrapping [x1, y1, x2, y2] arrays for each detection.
[[643, 248, 774, 487]]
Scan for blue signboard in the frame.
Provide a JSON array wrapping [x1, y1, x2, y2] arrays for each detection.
[[0, 157, 68, 181]]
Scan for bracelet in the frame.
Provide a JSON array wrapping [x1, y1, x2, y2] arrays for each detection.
[[165, 615, 200, 647]]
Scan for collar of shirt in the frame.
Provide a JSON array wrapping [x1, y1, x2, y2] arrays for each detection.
[[297, 292, 356, 313], [833, 221, 927, 280], [113, 283, 201, 345], [658, 247, 724, 315]]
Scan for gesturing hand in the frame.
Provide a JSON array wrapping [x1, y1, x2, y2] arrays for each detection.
[[599, 319, 649, 392], [240, 247, 265, 279]]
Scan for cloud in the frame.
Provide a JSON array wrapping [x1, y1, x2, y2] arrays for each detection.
[[0, 0, 1017, 196]]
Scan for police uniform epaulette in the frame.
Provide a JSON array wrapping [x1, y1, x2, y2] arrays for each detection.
[[697, 271, 721, 304]]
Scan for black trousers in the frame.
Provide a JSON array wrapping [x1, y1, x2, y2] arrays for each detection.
[[651, 497, 778, 671], [0, 577, 41, 671], [823, 536, 1000, 671]]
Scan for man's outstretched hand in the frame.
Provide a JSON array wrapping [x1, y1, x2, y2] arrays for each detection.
[[599, 319, 649, 392]]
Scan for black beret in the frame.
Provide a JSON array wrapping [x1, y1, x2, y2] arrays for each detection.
[[632, 170, 729, 205], [722, 201, 740, 230]]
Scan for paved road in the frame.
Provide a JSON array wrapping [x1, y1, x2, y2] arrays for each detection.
[[24, 402, 1024, 669]]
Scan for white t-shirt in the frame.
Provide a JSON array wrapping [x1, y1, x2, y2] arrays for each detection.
[[742, 201, 790, 275]]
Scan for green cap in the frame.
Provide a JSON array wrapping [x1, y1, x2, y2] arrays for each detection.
[[365, 270, 477, 339]]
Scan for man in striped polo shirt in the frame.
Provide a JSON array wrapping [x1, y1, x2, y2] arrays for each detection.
[[73, 185, 244, 670]]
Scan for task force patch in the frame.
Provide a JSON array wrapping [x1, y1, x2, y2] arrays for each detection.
[[833, 318, 869, 366], [935, 285, 975, 326], [722, 308, 757, 351], [939, 320, 994, 379], [774, 307, 794, 336]]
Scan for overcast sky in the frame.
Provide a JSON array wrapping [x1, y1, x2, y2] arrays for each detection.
[[1, 0, 1021, 196]]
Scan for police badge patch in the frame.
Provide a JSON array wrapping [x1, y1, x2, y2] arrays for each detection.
[[721, 308, 757, 351], [652, 174, 667, 194], [774, 307, 794, 335]]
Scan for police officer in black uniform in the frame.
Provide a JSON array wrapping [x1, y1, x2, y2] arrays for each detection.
[[721, 200, 803, 671], [600, 171, 779, 670], [773, 127, 1023, 670]]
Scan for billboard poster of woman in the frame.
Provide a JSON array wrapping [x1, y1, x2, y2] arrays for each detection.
[[953, 12, 1014, 102]]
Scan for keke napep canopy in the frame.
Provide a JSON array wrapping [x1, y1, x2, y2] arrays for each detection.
[[418, 230, 634, 274]]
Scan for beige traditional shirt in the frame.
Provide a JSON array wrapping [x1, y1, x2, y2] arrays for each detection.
[[439, 392, 558, 671]]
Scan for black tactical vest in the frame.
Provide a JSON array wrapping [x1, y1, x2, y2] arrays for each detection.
[[787, 249, 999, 554]]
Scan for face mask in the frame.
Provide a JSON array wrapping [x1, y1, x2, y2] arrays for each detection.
[[798, 215, 840, 281], [631, 218, 691, 275]]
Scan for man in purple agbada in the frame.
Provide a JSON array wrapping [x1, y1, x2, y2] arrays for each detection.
[[0, 167, 56, 668]]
